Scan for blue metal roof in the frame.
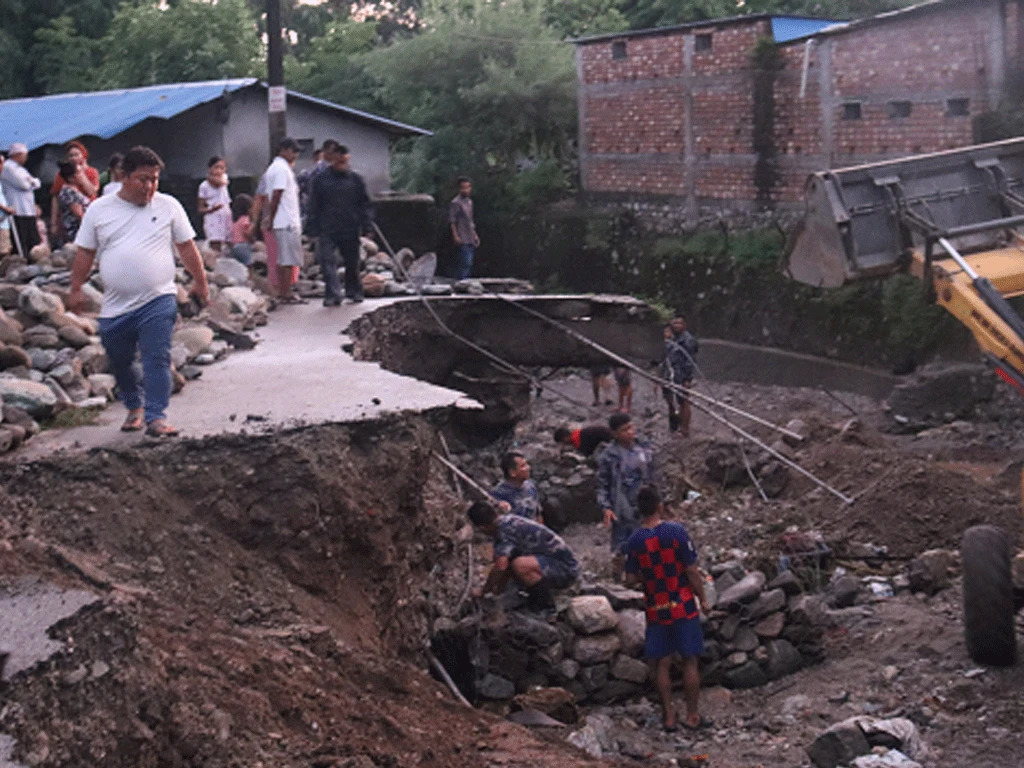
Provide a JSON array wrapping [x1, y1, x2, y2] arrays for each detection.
[[771, 16, 840, 43], [0, 78, 430, 152]]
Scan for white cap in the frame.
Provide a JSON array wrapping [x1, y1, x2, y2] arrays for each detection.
[[7, 143, 27, 156]]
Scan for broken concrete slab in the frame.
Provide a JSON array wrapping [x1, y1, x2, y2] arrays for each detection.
[[0, 579, 101, 681]]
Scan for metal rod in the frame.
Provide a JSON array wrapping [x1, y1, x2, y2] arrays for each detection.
[[431, 452, 499, 506], [942, 213, 1024, 239], [819, 386, 859, 416], [688, 393, 855, 505], [741, 445, 769, 502], [937, 237, 980, 280], [438, 433, 463, 501], [424, 645, 473, 708]]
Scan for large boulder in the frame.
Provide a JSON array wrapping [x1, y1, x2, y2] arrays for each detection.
[[0, 311, 22, 345], [21, 325, 60, 349], [18, 285, 64, 322], [573, 633, 621, 665], [173, 326, 215, 359], [215, 286, 263, 317], [0, 377, 58, 417], [566, 596, 618, 635], [616, 609, 646, 657], [718, 571, 766, 607], [0, 345, 31, 371], [213, 257, 250, 287], [57, 324, 91, 349]]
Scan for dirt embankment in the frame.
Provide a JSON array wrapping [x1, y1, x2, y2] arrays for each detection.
[[0, 418, 607, 768]]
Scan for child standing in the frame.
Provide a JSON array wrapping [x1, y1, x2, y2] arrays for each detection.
[[197, 156, 232, 252], [229, 194, 255, 266]]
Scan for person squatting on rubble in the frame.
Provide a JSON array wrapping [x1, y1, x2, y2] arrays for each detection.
[[490, 451, 543, 524], [623, 485, 710, 732], [554, 423, 613, 457], [598, 412, 656, 559], [306, 140, 374, 307], [68, 145, 210, 437], [468, 501, 580, 613], [661, 313, 699, 437]]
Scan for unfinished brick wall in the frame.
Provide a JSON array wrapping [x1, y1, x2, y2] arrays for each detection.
[[577, 0, 1023, 229]]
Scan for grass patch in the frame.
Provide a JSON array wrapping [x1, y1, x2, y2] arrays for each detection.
[[43, 406, 104, 429]]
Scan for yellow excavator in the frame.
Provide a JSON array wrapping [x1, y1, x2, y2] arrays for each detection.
[[786, 137, 1024, 667]]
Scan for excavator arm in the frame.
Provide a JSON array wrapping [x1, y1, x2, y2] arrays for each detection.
[[786, 138, 1024, 667], [786, 137, 1024, 393]]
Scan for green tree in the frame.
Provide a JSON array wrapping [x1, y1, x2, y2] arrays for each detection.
[[365, 0, 577, 214], [93, 0, 261, 88], [286, 20, 383, 114], [31, 15, 101, 95], [543, 0, 629, 39]]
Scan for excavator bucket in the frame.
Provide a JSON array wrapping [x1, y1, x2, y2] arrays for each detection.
[[786, 138, 1024, 288]]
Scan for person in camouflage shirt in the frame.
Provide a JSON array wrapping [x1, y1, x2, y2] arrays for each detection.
[[468, 501, 579, 611]]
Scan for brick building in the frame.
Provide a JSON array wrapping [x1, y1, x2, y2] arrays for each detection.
[[575, 0, 1024, 230]]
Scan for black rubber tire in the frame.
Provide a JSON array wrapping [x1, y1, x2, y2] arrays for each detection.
[[962, 525, 1017, 667]]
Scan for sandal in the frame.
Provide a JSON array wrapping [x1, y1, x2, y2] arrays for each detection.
[[682, 715, 714, 732], [145, 420, 180, 438], [120, 411, 145, 432]]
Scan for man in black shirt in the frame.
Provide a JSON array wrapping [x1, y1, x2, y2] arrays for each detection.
[[305, 142, 373, 306], [554, 424, 614, 457]]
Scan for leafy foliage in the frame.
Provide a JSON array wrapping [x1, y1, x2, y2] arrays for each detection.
[[93, 0, 261, 88], [363, 0, 577, 214]]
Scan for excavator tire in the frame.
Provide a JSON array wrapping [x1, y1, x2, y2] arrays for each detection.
[[962, 525, 1017, 667]]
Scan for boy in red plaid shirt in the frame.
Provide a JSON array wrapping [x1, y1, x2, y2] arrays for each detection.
[[624, 486, 710, 731]]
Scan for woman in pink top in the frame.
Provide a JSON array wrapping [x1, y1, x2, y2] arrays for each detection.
[[229, 194, 254, 266]]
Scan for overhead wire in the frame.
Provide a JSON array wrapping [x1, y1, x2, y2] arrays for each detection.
[[368, 222, 852, 505], [481, 292, 854, 505]]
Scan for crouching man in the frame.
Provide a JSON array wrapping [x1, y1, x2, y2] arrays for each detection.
[[468, 501, 579, 612], [623, 486, 710, 732]]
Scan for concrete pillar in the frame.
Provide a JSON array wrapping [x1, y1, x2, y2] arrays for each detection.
[[817, 38, 835, 169], [987, 0, 1009, 110], [684, 34, 697, 227], [575, 46, 589, 194]]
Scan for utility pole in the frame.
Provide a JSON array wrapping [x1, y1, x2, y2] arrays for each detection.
[[267, 0, 287, 157]]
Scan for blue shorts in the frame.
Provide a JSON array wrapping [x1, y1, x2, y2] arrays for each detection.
[[645, 619, 705, 659], [535, 555, 579, 589]]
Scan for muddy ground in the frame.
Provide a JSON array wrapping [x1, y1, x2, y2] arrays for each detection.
[[3, 360, 1024, 767], [445, 369, 1024, 767]]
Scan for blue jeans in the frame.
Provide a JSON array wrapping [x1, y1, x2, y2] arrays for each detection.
[[98, 294, 177, 424], [456, 243, 476, 280]]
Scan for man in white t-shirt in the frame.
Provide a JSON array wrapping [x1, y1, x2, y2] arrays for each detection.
[[262, 137, 304, 303], [67, 145, 209, 438]]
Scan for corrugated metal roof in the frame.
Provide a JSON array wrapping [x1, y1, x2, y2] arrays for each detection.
[[573, 13, 839, 44], [770, 17, 837, 43], [0, 79, 430, 152]]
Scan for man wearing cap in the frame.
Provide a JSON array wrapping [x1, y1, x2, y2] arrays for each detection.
[[0, 143, 42, 258]]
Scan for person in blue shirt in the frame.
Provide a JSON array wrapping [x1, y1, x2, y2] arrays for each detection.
[[597, 412, 656, 558], [491, 452, 543, 524], [468, 501, 579, 612], [624, 486, 710, 732]]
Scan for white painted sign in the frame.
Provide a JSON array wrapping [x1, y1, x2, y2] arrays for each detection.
[[268, 86, 287, 113]]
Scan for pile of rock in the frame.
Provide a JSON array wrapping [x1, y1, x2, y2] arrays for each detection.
[[699, 562, 824, 689], [0, 243, 270, 453], [468, 569, 824, 706]]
